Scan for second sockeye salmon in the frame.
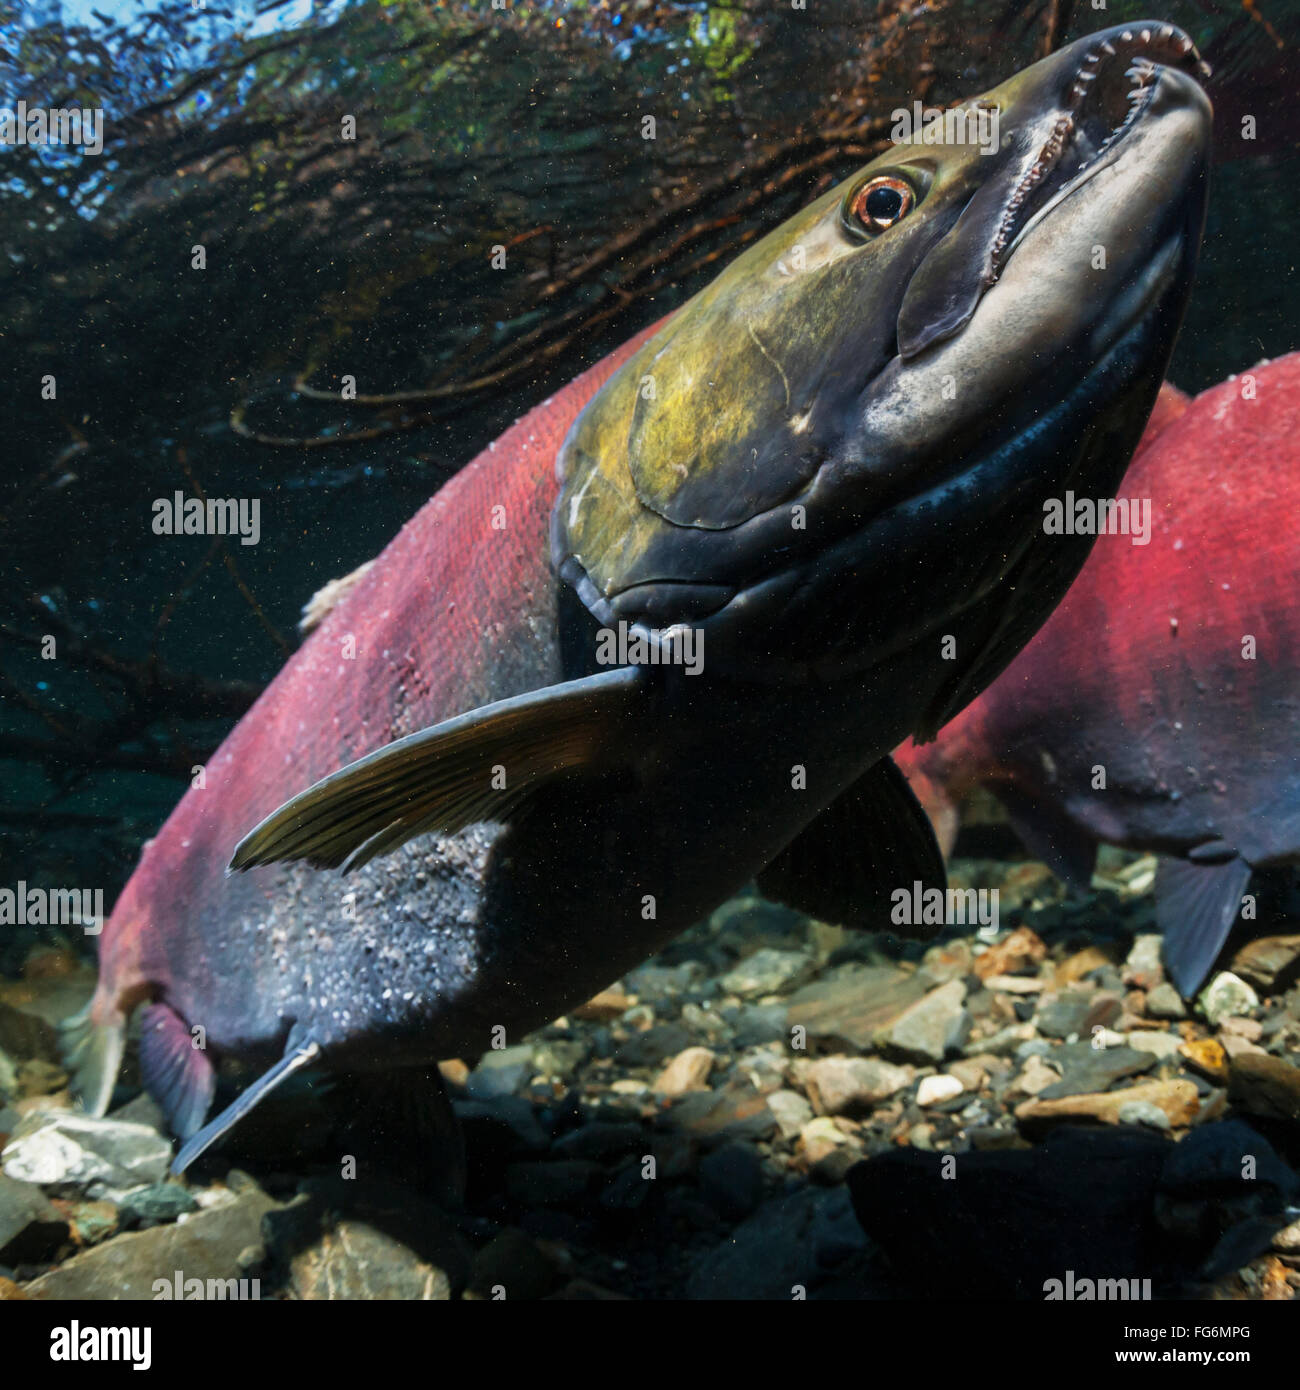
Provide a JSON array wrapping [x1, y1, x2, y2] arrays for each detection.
[[64, 24, 1214, 1175]]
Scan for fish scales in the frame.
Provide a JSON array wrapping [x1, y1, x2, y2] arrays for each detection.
[[92, 324, 664, 1067]]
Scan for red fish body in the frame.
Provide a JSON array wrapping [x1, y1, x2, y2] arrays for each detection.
[[75, 326, 665, 1125], [896, 355, 1300, 995]]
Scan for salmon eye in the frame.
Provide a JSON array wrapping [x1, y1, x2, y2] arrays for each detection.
[[849, 175, 915, 234]]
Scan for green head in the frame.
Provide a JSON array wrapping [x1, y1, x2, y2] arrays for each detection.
[[552, 23, 1211, 697]]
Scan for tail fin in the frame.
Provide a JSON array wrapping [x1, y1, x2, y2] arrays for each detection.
[[58, 997, 126, 1117]]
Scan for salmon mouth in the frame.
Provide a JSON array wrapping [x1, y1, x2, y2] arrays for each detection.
[[987, 24, 1210, 285]]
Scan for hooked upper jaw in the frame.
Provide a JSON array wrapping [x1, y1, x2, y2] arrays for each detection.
[[552, 22, 1212, 676]]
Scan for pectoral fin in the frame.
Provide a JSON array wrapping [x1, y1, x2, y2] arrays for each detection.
[[230, 666, 645, 873], [757, 755, 947, 936], [1157, 854, 1253, 998]]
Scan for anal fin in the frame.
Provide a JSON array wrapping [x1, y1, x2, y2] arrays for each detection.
[[1157, 854, 1253, 998], [138, 1002, 216, 1141], [171, 1028, 321, 1175], [758, 755, 947, 936]]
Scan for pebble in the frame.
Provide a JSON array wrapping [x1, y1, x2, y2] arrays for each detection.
[[1123, 934, 1165, 989], [465, 1045, 534, 1100], [767, 1088, 813, 1140], [885, 980, 970, 1064], [1200, 972, 1260, 1027], [920, 940, 973, 983], [119, 1183, 199, 1228], [668, 1083, 777, 1146], [719, 948, 812, 999], [798, 1116, 855, 1165], [1145, 983, 1188, 1019], [948, 1058, 989, 1091], [1179, 1037, 1229, 1082], [1127, 1030, 1183, 1059], [651, 1046, 715, 1096], [973, 926, 1047, 980], [1010, 1054, 1060, 1097], [798, 1056, 912, 1116], [916, 1074, 964, 1106], [1116, 1100, 1172, 1131]]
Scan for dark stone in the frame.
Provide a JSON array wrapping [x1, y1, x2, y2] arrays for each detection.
[[698, 1143, 764, 1220], [615, 1023, 693, 1068], [119, 1183, 199, 1228], [504, 1160, 601, 1208], [0, 1173, 68, 1264], [0, 1002, 59, 1063], [552, 1121, 647, 1162], [685, 1186, 867, 1299], [469, 1227, 563, 1300], [1037, 1043, 1158, 1099], [665, 1083, 777, 1148]]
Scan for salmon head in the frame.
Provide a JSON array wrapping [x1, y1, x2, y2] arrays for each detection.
[[552, 22, 1211, 719]]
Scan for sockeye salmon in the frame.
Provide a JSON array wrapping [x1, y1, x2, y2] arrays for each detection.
[[64, 24, 1213, 1177], [896, 353, 1300, 999]]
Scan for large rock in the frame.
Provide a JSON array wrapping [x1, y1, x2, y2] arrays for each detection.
[[22, 1184, 277, 1299], [1230, 936, 1300, 993], [288, 1220, 452, 1300], [666, 1082, 777, 1147], [786, 967, 930, 1051], [1015, 1079, 1200, 1132], [686, 1186, 869, 1299], [1227, 1054, 1300, 1122], [796, 1056, 912, 1116], [2, 1113, 172, 1195], [883, 980, 970, 1064], [262, 1176, 469, 1298], [1036, 1042, 1157, 1099]]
